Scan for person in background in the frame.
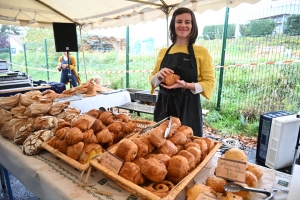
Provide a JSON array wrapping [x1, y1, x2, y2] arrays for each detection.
[[149, 7, 215, 137], [57, 52, 81, 87]]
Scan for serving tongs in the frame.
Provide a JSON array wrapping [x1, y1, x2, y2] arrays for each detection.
[[224, 182, 275, 200], [138, 116, 172, 137]]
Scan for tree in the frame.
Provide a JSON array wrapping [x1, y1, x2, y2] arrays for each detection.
[[239, 18, 276, 37], [23, 28, 54, 43], [0, 35, 9, 48], [284, 14, 300, 35], [0, 25, 21, 36]]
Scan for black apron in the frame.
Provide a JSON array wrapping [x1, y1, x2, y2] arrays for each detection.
[[153, 43, 203, 137]]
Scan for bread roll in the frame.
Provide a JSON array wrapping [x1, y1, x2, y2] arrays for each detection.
[[186, 183, 217, 200], [245, 171, 258, 187], [119, 162, 145, 185], [246, 163, 263, 180], [141, 157, 168, 183], [206, 175, 227, 193], [223, 148, 248, 164], [220, 192, 243, 200], [167, 155, 189, 184], [115, 139, 138, 162]]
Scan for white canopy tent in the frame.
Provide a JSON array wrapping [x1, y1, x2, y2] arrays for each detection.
[[0, 0, 261, 30]]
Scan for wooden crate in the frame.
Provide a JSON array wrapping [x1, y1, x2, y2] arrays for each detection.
[[41, 119, 153, 172], [90, 132, 222, 200]]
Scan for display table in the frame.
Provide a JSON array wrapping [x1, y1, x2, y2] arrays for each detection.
[[0, 136, 292, 200], [69, 91, 131, 113], [0, 85, 51, 97]]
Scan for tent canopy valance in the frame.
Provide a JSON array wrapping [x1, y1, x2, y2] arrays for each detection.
[[0, 0, 260, 30]]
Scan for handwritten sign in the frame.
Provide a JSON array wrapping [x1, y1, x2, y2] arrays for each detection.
[[196, 193, 218, 200], [78, 113, 96, 129], [98, 151, 124, 174], [216, 158, 246, 183]]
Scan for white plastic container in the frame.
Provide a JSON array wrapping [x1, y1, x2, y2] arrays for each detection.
[[265, 115, 300, 170]]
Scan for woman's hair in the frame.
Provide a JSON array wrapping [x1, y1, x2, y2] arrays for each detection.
[[169, 7, 198, 44]]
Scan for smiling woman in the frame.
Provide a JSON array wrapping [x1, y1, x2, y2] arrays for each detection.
[[149, 7, 216, 137]]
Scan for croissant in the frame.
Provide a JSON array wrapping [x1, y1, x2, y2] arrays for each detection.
[[55, 127, 70, 140], [113, 132, 126, 144], [86, 109, 102, 119], [133, 138, 148, 158], [96, 128, 114, 144], [148, 127, 165, 148], [114, 113, 129, 122], [65, 127, 84, 145], [167, 155, 189, 184], [54, 139, 69, 154], [54, 121, 71, 133], [91, 119, 105, 133], [115, 138, 138, 162], [99, 111, 114, 125], [66, 142, 84, 160], [82, 129, 98, 144], [121, 121, 136, 134], [140, 158, 168, 183], [158, 140, 178, 158], [119, 162, 145, 185], [72, 118, 90, 132], [163, 73, 180, 86], [178, 150, 196, 171], [107, 121, 122, 134]]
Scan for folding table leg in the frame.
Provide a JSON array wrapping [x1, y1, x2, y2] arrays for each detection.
[[2, 166, 14, 200], [0, 165, 5, 188]]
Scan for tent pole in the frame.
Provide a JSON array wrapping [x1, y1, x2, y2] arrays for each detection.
[[79, 25, 88, 82], [166, 13, 169, 46]]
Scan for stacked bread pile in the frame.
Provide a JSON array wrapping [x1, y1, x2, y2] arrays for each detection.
[[110, 117, 215, 198], [47, 109, 137, 164], [0, 91, 79, 156], [186, 148, 264, 200], [62, 77, 111, 97]]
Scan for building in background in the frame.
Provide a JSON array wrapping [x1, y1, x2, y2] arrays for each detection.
[[9, 34, 23, 55]]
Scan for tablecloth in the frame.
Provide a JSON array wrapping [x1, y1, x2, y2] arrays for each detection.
[[69, 91, 131, 113]]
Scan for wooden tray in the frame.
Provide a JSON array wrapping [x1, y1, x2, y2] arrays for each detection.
[[90, 132, 222, 200], [41, 141, 90, 172]]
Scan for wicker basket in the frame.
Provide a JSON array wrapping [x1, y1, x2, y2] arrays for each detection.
[[90, 132, 222, 200], [41, 141, 91, 172]]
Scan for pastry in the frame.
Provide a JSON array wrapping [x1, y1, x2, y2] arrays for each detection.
[[246, 162, 263, 180], [72, 118, 90, 132], [114, 138, 138, 162], [148, 127, 166, 148], [65, 127, 84, 145], [158, 140, 178, 158], [139, 134, 155, 153], [55, 127, 70, 140], [206, 175, 227, 193], [193, 138, 208, 160], [133, 138, 148, 158], [121, 121, 136, 134], [132, 157, 146, 169], [96, 128, 114, 144], [186, 146, 201, 165], [114, 113, 129, 122], [177, 125, 194, 139], [168, 129, 188, 145], [107, 121, 122, 134], [223, 148, 248, 164], [91, 119, 105, 133], [184, 142, 200, 150], [220, 192, 243, 200], [143, 180, 175, 198], [66, 142, 84, 160], [119, 162, 145, 185], [113, 132, 126, 144], [146, 154, 170, 168], [78, 143, 103, 164], [177, 150, 196, 171], [99, 111, 114, 125], [82, 129, 98, 144], [140, 157, 168, 183], [54, 139, 68, 154], [186, 183, 217, 200], [163, 73, 180, 86], [86, 109, 102, 118], [167, 155, 189, 184]]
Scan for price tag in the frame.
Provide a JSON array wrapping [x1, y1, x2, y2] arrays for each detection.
[[196, 193, 217, 200], [98, 151, 124, 174], [216, 158, 246, 183], [78, 113, 96, 129]]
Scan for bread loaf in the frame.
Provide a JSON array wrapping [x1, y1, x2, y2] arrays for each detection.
[[22, 130, 52, 156]]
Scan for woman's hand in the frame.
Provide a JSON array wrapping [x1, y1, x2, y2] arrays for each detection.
[[157, 68, 174, 81], [62, 64, 67, 68]]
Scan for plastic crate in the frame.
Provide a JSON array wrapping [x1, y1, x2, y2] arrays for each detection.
[[133, 102, 155, 114], [126, 88, 143, 101], [116, 102, 135, 110], [135, 90, 158, 103], [256, 111, 292, 163], [265, 115, 300, 169]]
